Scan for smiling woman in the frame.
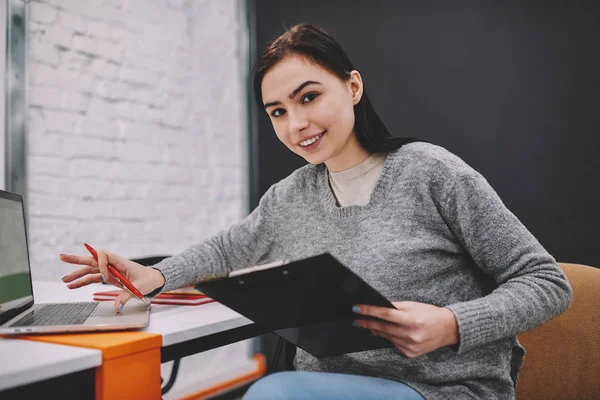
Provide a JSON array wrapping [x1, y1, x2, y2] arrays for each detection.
[[59, 23, 573, 400], [238, 23, 572, 400]]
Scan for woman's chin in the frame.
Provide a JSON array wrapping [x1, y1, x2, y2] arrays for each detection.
[[302, 153, 328, 165]]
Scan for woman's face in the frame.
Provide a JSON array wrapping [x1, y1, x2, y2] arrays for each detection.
[[261, 55, 368, 172]]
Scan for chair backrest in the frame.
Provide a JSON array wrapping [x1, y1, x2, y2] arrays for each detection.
[[130, 255, 170, 266], [516, 263, 600, 400]]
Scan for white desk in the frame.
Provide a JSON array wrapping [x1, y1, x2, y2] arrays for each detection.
[[3, 281, 268, 399], [0, 337, 101, 391], [32, 280, 256, 347], [1, 281, 267, 400]]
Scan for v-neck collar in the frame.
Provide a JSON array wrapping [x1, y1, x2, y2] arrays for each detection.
[[317, 149, 397, 218]]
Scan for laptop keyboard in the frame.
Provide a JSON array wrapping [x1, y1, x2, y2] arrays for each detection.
[[11, 302, 99, 327]]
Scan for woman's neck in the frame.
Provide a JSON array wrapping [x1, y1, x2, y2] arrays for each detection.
[[325, 135, 371, 173]]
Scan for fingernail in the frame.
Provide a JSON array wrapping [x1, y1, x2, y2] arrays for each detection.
[[59, 253, 65, 257], [101, 274, 106, 282], [352, 321, 362, 328], [352, 305, 361, 313], [61, 275, 69, 282], [118, 304, 123, 313]]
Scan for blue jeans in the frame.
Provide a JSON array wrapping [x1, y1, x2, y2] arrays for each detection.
[[243, 371, 424, 400]]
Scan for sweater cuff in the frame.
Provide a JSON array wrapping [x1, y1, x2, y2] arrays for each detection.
[[148, 256, 185, 294], [446, 301, 500, 354]]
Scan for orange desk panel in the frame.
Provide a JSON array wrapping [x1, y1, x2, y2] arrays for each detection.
[[179, 354, 266, 400], [22, 331, 162, 400]]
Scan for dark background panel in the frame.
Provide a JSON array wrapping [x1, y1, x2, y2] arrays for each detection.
[[252, 0, 600, 268], [0, 368, 95, 400]]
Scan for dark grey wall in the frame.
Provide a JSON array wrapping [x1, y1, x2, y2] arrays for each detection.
[[252, 0, 600, 268]]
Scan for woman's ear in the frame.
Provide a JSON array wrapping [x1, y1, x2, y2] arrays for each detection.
[[349, 70, 363, 105]]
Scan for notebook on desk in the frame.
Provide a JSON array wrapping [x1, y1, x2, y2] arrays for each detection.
[[195, 253, 396, 358], [93, 289, 215, 306], [0, 189, 150, 335]]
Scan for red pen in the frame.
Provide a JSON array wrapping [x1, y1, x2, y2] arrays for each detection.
[[84, 243, 151, 307]]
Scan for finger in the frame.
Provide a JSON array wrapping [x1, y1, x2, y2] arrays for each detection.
[[370, 329, 406, 350], [381, 334, 425, 358], [394, 342, 418, 358], [66, 274, 104, 289], [372, 329, 390, 340], [62, 266, 98, 283], [358, 319, 400, 334], [370, 330, 417, 357], [103, 250, 128, 271], [374, 330, 411, 347], [358, 319, 410, 341], [96, 249, 117, 286], [114, 290, 134, 313], [397, 344, 421, 359], [359, 319, 406, 337], [59, 254, 97, 267], [391, 301, 418, 311], [354, 304, 410, 325]]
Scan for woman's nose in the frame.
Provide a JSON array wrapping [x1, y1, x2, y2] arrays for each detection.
[[288, 111, 309, 134]]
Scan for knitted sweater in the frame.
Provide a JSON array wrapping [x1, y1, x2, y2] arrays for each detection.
[[152, 142, 572, 399]]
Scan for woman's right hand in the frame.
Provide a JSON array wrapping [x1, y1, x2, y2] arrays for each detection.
[[60, 249, 166, 313]]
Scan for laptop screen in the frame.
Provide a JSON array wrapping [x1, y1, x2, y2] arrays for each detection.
[[0, 190, 34, 322]]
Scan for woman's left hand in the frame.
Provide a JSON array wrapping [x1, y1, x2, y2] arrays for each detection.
[[353, 301, 459, 358]]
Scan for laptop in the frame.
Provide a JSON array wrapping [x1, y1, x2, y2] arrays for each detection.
[[0, 189, 150, 335]]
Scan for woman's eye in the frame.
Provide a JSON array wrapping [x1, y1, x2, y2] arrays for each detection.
[[271, 108, 285, 118], [302, 93, 319, 104]]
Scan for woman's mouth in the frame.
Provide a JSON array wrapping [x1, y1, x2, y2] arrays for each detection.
[[298, 130, 326, 151]]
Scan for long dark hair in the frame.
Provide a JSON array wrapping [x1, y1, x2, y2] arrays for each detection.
[[253, 23, 420, 153]]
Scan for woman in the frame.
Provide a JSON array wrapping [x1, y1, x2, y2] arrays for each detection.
[[61, 24, 572, 399]]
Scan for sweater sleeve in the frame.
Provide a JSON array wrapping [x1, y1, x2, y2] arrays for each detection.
[[438, 164, 572, 354], [149, 185, 278, 293]]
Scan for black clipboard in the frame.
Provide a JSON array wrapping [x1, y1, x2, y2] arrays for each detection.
[[195, 253, 396, 358]]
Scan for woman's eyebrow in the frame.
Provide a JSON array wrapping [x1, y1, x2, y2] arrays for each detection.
[[263, 80, 322, 109]]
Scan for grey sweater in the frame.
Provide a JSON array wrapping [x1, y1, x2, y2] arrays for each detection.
[[153, 142, 572, 399]]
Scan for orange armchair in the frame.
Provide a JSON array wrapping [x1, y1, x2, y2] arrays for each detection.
[[516, 263, 600, 399]]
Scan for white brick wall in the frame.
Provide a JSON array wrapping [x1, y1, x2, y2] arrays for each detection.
[[26, 2, 256, 395], [27, 0, 249, 281]]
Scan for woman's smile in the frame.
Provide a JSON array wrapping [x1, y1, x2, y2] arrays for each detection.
[[297, 130, 326, 151]]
